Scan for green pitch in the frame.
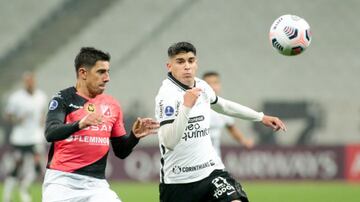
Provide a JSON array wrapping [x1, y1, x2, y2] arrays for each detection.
[[1, 181, 359, 202]]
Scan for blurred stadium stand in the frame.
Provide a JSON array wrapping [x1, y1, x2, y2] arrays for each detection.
[[0, 0, 359, 147]]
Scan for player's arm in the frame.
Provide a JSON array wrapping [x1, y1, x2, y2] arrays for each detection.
[[111, 131, 139, 159], [45, 97, 81, 142], [212, 97, 264, 121], [226, 124, 254, 149], [212, 96, 286, 131], [159, 88, 201, 150], [158, 106, 191, 150], [4, 94, 25, 124], [111, 118, 159, 159]]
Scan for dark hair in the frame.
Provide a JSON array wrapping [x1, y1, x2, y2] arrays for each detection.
[[74, 47, 111, 75], [167, 42, 196, 58], [202, 71, 219, 79]]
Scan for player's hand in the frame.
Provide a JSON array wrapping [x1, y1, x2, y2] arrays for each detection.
[[132, 117, 160, 138], [79, 113, 104, 129], [261, 115, 287, 132], [183, 88, 202, 108]]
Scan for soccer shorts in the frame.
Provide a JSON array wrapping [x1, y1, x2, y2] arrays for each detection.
[[42, 169, 121, 202], [159, 169, 249, 202]]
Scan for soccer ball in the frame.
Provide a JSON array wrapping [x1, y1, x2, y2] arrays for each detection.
[[269, 14, 311, 56]]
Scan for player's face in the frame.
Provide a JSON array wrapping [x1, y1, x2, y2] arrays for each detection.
[[167, 52, 198, 87], [23, 74, 35, 94], [85, 60, 110, 96], [204, 75, 221, 95]]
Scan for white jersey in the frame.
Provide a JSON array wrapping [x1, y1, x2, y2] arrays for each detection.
[[6, 89, 47, 145], [155, 73, 225, 184], [209, 110, 235, 157]]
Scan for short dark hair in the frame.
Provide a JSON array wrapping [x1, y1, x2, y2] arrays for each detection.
[[74, 47, 111, 75], [202, 71, 219, 79], [167, 42, 196, 58]]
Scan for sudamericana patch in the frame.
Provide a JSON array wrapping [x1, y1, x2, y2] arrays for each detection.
[[164, 106, 174, 116], [49, 100, 58, 110]]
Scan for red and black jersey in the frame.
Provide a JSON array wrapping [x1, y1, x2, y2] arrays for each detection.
[[45, 87, 128, 178]]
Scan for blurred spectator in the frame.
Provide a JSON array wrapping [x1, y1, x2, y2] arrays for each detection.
[[2, 72, 47, 202], [203, 71, 254, 157]]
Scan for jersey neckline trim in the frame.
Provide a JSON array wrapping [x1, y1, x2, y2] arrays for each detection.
[[167, 72, 196, 91]]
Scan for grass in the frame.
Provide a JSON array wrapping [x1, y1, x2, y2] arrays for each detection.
[[1, 181, 359, 202]]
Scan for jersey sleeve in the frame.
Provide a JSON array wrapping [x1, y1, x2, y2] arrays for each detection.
[[45, 93, 80, 142], [46, 95, 67, 124], [155, 93, 180, 126], [111, 102, 126, 137]]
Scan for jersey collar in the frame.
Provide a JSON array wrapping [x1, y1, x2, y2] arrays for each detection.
[[167, 72, 196, 91]]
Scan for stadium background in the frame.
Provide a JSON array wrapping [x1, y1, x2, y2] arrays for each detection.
[[0, 0, 359, 201]]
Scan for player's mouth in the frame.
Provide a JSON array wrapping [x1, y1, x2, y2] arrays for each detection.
[[99, 84, 106, 90]]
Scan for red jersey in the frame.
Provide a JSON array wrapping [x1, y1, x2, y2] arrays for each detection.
[[45, 87, 126, 178]]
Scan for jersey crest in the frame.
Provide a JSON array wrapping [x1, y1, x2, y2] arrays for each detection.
[[86, 103, 96, 113]]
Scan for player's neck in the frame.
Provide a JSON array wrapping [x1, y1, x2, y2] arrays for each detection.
[[25, 88, 34, 95], [75, 82, 96, 99]]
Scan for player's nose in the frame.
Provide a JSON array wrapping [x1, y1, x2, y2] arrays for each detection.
[[103, 72, 110, 82]]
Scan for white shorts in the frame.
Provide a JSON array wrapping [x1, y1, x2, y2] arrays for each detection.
[[42, 169, 121, 202]]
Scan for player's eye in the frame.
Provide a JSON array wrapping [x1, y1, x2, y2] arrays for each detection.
[[188, 57, 196, 63], [97, 69, 109, 75], [176, 60, 185, 64]]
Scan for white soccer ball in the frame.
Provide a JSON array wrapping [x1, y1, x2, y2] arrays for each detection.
[[269, 14, 312, 56]]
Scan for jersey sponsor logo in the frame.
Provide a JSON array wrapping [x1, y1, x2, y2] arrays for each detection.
[[164, 106, 174, 116], [49, 100, 58, 110], [83, 123, 112, 132], [227, 191, 236, 196], [69, 103, 83, 109], [182, 124, 209, 141], [171, 160, 215, 174], [86, 103, 96, 113], [172, 166, 182, 174], [188, 115, 205, 123], [65, 135, 109, 145]]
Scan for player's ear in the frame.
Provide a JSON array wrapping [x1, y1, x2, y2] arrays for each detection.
[[78, 67, 87, 80], [166, 63, 171, 71]]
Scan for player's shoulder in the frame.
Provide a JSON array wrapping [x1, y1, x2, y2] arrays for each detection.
[[54, 86, 75, 97], [8, 89, 24, 99], [195, 77, 216, 99], [156, 79, 179, 97], [195, 77, 212, 90], [34, 89, 47, 99]]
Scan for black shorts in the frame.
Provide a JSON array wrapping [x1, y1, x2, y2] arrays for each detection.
[[12, 145, 37, 154], [159, 169, 249, 202]]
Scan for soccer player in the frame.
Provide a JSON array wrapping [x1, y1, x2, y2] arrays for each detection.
[[42, 47, 159, 202], [155, 42, 286, 202], [203, 71, 254, 157], [2, 72, 47, 202]]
